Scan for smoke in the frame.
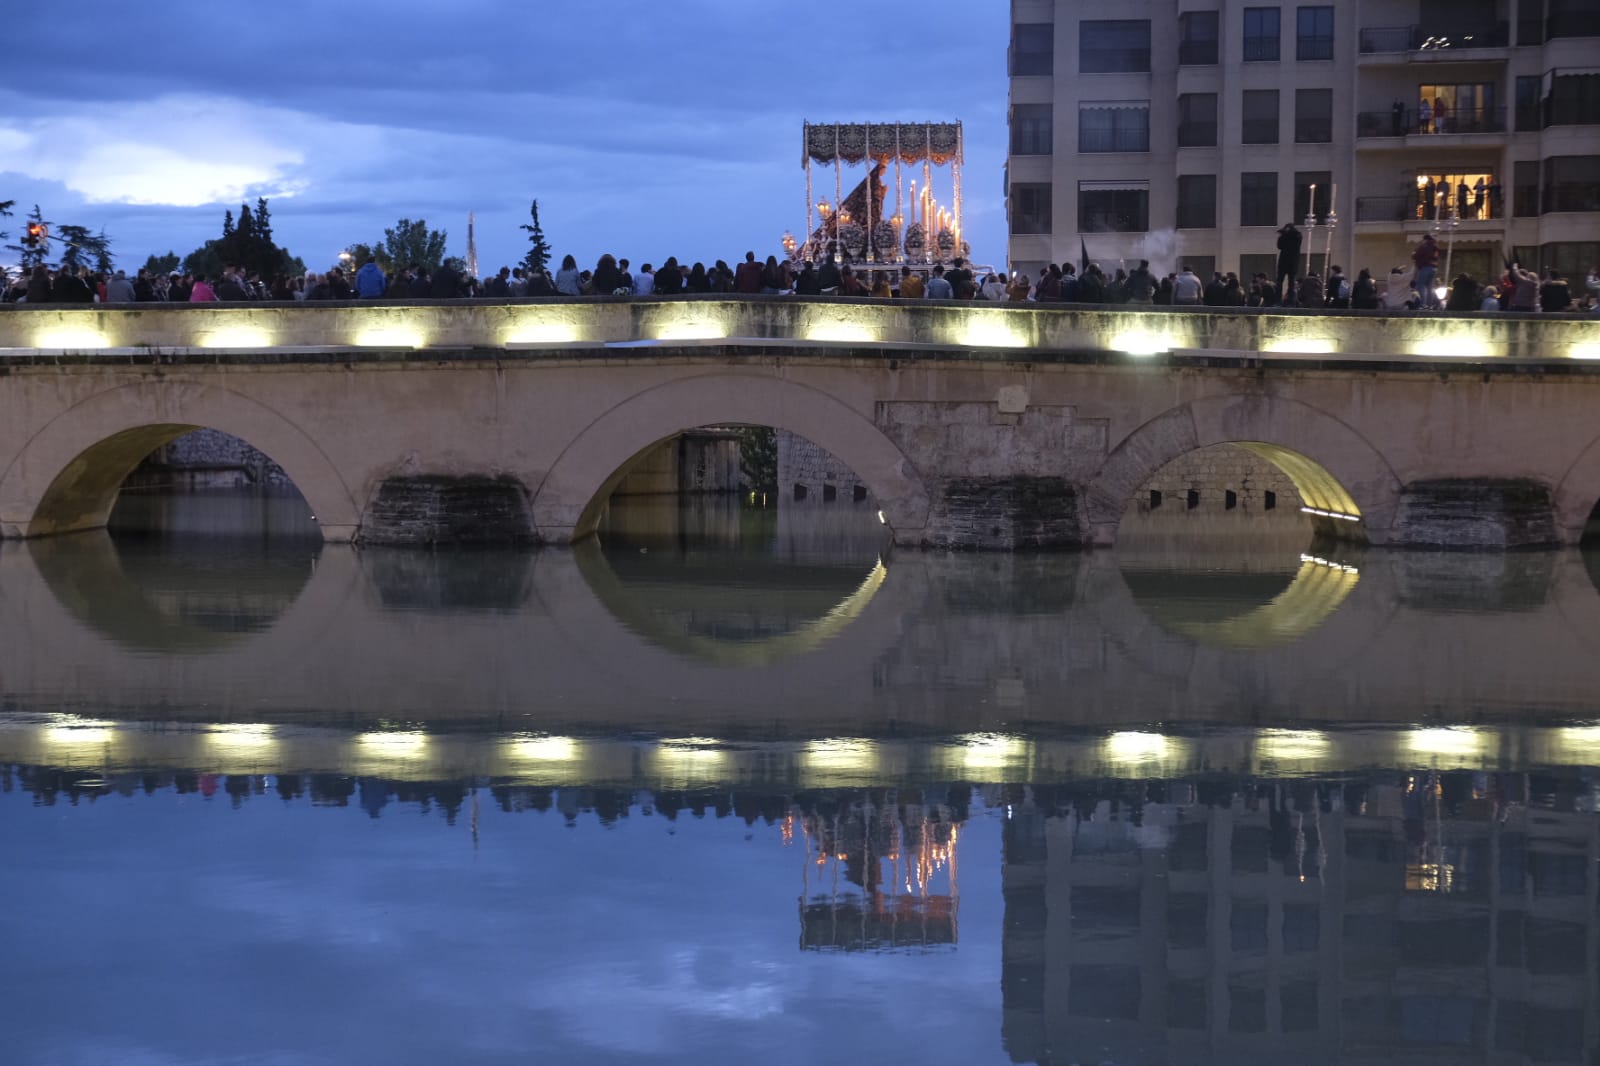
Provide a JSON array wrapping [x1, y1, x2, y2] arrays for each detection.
[[1141, 228, 1183, 277]]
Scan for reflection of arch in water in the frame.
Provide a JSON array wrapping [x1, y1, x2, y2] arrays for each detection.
[[1086, 396, 1402, 546], [574, 539, 887, 666], [530, 374, 929, 543], [28, 530, 320, 653], [0, 382, 359, 541], [1121, 554, 1361, 650]]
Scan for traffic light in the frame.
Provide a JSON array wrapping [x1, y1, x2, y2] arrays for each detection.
[[24, 222, 43, 248]]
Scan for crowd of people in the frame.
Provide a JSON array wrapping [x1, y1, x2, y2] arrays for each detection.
[[4, 242, 1598, 316]]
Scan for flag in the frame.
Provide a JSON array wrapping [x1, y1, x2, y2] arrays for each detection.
[[1079, 237, 1090, 273]]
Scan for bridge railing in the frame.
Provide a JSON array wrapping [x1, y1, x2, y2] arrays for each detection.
[[0, 297, 1595, 363]]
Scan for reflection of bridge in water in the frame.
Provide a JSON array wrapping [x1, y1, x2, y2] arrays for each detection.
[[9, 534, 1600, 741]]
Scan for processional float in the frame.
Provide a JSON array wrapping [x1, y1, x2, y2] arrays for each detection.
[[789, 121, 966, 268]]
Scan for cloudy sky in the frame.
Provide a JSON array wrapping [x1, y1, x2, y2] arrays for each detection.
[[4, 6, 1008, 277]]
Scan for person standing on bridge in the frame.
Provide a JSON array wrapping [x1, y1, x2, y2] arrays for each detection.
[[1275, 223, 1302, 305], [354, 256, 386, 299]]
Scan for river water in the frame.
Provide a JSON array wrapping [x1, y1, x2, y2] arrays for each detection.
[[4, 490, 1599, 1065]]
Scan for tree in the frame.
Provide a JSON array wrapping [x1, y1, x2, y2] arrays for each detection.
[[144, 252, 181, 276], [52, 225, 112, 273], [0, 199, 12, 244], [345, 241, 390, 276], [380, 218, 448, 274], [737, 426, 777, 494], [520, 200, 552, 275], [186, 200, 302, 280]]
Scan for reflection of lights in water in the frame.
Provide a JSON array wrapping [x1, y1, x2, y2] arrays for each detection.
[[1257, 729, 1331, 762], [1300, 507, 1362, 522], [357, 731, 429, 755], [45, 717, 116, 746], [1104, 731, 1171, 761], [206, 723, 276, 751], [656, 320, 728, 341], [656, 737, 730, 774], [1404, 726, 1488, 761], [1553, 725, 1600, 760], [803, 738, 879, 774], [1300, 553, 1359, 573], [510, 735, 580, 762], [955, 733, 1028, 771], [876, 510, 886, 525]]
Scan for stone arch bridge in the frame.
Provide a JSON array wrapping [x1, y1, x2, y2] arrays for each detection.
[[0, 298, 1597, 549]]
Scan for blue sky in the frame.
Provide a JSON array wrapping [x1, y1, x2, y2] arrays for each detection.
[[3, 5, 1008, 276]]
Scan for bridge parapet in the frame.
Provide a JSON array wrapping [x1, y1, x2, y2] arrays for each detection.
[[1, 298, 1595, 363]]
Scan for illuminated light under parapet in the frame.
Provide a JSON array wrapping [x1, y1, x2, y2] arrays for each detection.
[[199, 327, 274, 349], [1410, 335, 1493, 358], [503, 322, 580, 345], [1263, 337, 1338, 354], [803, 738, 881, 774], [655, 318, 729, 341], [805, 322, 879, 343], [1111, 330, 1173, 356], [1301, 506, 1362, 522], [1403, 726, 1489, 763], [33, 327, 110, 349], [1256, 729, 1332, 763], [956, 316, 1027, 348], [510, 735, 580, 762], [1568, 343, 1600, 361], [955, 733, 1029, 771], [354, 326, 425, 348]]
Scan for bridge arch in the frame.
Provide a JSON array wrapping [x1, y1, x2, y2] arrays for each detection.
[[1551, 431, 1600, 545], [530, 372, 930, 543], [1084, 395, 1404, 546], [0, 382, 360, 541]]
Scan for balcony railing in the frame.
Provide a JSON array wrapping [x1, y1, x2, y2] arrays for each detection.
[[1359, 22, 1509, 53], [1356, 107, 1506, 138], [1178, 40, 1218, 65], [1356, 191, 1504, 223], [1177, 122, 1218, 148]]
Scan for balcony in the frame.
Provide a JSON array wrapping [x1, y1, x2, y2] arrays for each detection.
[[1358, 23, 1509, 56], [1355, 193, 1505, 226], [1178, 41, 1217, 65], [1356, 107, 1506, 139]]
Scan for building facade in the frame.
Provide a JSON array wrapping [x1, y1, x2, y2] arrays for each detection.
[[1006, 0, 1600, 285]]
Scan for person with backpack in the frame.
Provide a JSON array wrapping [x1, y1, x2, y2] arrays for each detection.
[[1326, 266, 1351, 309]]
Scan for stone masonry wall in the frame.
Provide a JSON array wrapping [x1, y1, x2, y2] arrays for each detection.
[[776, 430, 865, 502], [137, 428, 293, 487], [1125, 443, 1306, 521]]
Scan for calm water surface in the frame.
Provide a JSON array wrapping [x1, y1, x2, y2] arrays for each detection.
[[3, 491, 1599, 1065]]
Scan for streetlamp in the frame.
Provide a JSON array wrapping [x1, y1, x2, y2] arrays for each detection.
[[1303, 183, 1319, 281], [1432, 203, 1460, 306]]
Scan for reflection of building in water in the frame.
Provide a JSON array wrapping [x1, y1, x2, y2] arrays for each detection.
[[792, 790, 964, 953], [999, 772, 1600, 1065]]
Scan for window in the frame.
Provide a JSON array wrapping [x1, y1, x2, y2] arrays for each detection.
[[1011, 103, 1053, 154], [1542, 156, 1600, 213], [1295, 89, 1333, 142], [1079, 182, 1149, 232], [1183, 255, 1216, 280], [1281, 981, 1319, 1032], [1011, 23, 1054, 76], [1177, 94, 1218, 147], [1080, 20, 1151, 73], [1417, 83, 1501, 134], [1177, 174, 1217, 228], [1514, 160, 1540, 216], [1240, 172, 1278, 226], [1293, 171, 1331, 220], [1283, 904, 1320, 952], [1517, 0, 1544, 43], [1179, 11, 1220, 64], [1296, 6, 1334, 58], [1243, 7, 1281, 60], [1540, 241, 1600, 280], [1549, 72, 1600, 127], [1079, 102, 1150, 152], [1516, 75, 1542, 131], [1242, 90, 1280, 143], [1010, 182, 1053, 234], [1240, 253, 1276, 281], [1548, 0, 1600, 39]]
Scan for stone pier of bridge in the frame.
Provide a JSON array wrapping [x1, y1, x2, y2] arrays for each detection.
[[0, 297, 1597, 550]]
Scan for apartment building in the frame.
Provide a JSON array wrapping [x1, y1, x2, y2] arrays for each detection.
[[1006, 0, 1600, 286]]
